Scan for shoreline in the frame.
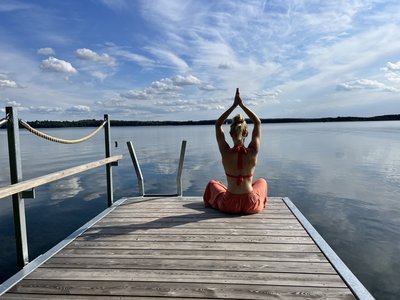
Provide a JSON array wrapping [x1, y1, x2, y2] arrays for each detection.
[[1, 114, 399, 128]]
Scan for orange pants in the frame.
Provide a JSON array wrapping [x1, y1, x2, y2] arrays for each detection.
[[203, 178, 267, 214]]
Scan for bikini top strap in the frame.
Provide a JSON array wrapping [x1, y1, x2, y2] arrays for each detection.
[[232, 145, 248, 169]]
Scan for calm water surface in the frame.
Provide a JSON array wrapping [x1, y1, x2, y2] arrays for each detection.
[[0, 122, 399, 299]]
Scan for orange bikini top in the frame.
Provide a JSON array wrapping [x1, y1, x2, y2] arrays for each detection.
[[225, 145, 253, 185]]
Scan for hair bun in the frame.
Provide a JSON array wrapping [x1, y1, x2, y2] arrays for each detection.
[[229, 113, 248, 138], [232, 114, 244, 125]]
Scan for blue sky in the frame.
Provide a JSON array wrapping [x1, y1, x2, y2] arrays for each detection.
[[0, 0, 400, 121]]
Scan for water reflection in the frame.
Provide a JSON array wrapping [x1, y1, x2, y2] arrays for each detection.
[[260, 122, 400, 299], [49, 177, 84, 202]]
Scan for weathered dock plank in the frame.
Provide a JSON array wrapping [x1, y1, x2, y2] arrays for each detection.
[[1, 197, 371, 299], [77, 233, 314, 243], [56, 248, 327, 262], [44, 257, 336, 274], [4, 282, 356, 299], [66, 240, 320, 252]]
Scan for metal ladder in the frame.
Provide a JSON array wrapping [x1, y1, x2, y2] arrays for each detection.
[[127, 140, 187, 197]]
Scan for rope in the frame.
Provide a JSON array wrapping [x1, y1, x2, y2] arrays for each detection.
[[19, 119, 107, 144], [0, 117, 8, 127]]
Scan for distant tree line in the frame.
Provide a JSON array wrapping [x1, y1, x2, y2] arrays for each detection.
[[1, 114, 399, 129], [260, 114, 400, 123]]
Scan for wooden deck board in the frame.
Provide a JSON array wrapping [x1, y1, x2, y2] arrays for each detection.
[[2, 197, 358, 299], [4, 281, 355, 299], [56, 248, 328, 262]]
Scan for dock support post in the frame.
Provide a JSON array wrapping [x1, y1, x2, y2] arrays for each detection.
[[176, 140, 187, 196], [104, 114, 113, 207], [6, 106, 29, 268], [127, 141, 145, 196]]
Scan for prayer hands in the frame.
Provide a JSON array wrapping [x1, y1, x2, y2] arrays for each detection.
[[234, 88, 243, 107]]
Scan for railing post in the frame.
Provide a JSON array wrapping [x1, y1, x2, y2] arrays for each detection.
[[6, 106, 29, 268], [176, 140, 187, 196], [127, 141, 145, 196], [104, 114, 113, 207]]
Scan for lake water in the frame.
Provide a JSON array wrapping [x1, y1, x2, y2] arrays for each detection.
[[0, 122, 399, 299]]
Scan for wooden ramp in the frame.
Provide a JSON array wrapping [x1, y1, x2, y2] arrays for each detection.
[[1, 197, 372, 299]]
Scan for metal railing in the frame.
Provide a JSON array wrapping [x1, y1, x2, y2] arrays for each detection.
[[127, 140, 187, 197], [1, 106, 121, 269]]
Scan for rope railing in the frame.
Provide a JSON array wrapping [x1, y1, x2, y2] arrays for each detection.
[[3, 107, 117, 273], [19, 119, 107, 144]]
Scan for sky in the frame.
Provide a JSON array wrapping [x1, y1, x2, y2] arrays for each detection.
[[0, 0, 400, 121]]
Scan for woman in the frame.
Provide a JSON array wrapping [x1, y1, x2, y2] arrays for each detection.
[[203, 88, 267, 214]]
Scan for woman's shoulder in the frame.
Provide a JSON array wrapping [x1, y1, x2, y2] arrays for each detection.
[[246, 144, 258, 154]]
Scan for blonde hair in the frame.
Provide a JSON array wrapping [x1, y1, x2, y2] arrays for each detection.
[[230, 114, 248, 140]]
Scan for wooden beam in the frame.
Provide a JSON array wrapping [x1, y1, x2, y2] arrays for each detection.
[[0, 155, 122, 200]]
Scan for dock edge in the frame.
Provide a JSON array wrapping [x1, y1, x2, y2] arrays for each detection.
[[282, 197, 374, 300], [0, 197, 129, 296]]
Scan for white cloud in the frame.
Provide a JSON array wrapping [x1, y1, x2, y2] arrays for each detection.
[[0, 74, 18, 88], [147, 47, 189, 71], [0, 99, 29, 112], [75, 48, 116, 66], [1, 99, 21, 107], [40, 57, 78, 74], [172, 74, 202, 86], [252, 89, 282, 104], [120, 74, 204, 100], [121, 87, 180, 100], [383, 61, 400, 83], [255, 89, 282, 99], [66, 105, 91, 113], [102, 73, 227, 117], [1, 100, 63, 114], [29, 106, 63, 113], [140, 0, 194, 25], [120, 90, 152, 100], [37, 47, 55, 55], [117, 51, 152, 66], [337, 79, 399, 93], [385, 61, 400, 71], [150, 79, 181, 93], [199, 84, 220, 91], [90, 71, 109, 81], [103, 44, 155, 67]]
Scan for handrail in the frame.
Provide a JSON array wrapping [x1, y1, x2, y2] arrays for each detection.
[[3, 106, 119, 270], [126, 141, 145, 196], [0, 155, 122, 200], [176, 140, 187, 196]]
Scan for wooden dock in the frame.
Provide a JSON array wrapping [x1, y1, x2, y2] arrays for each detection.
[[0, 197, 373, 299]]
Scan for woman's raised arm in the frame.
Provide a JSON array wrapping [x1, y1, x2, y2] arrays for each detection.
[[237, 89, 261, 152], [215, 94, 238, 153]]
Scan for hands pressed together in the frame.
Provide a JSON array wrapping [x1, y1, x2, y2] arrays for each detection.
[[233, 88, 244, 107]]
